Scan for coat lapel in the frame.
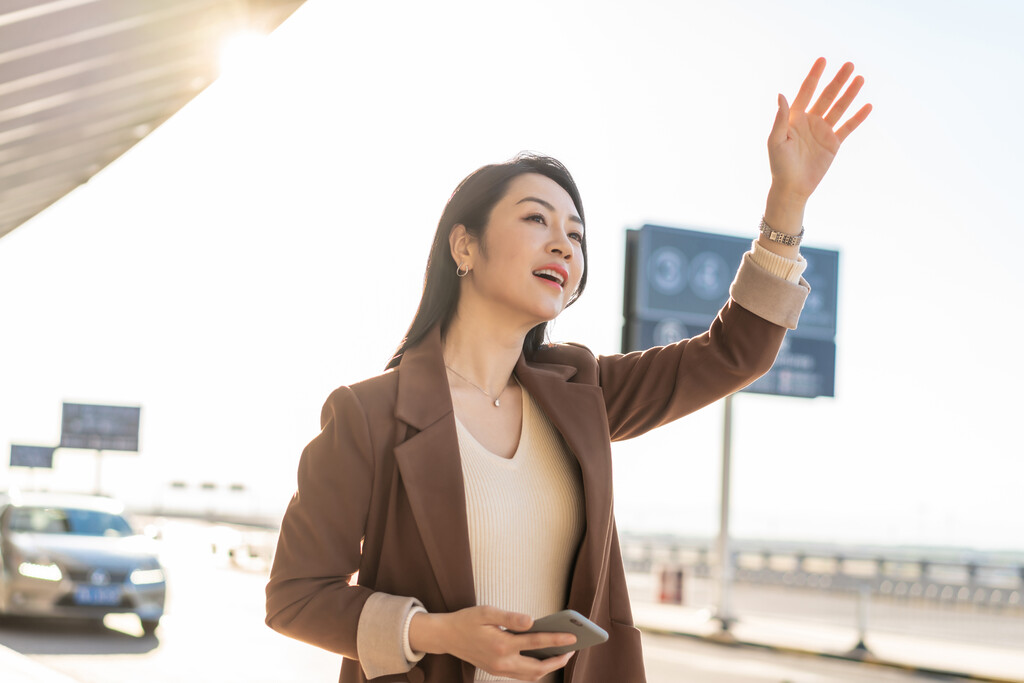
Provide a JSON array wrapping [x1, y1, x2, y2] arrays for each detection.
[[515, 354, 615, 619], [393, 328, 477, 613]]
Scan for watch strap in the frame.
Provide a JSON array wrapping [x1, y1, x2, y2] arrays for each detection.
[[759, 217, 804, 247]]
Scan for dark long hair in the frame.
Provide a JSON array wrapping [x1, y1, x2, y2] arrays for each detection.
[[386, 152, 588, 370]]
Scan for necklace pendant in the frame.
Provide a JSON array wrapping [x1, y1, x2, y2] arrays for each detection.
[[494, 398, 500, 407]]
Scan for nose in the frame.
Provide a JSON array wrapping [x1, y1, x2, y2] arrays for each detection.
[[548, 226, 573, 260]]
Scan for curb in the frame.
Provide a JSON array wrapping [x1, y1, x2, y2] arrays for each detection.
[[637, 624, 1024, 683]]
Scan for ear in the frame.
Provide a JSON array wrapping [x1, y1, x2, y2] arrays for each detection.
[[449, 224, 477, 270]]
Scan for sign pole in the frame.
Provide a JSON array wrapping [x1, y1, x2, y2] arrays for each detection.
[[620, 225, 840, 642], [94, 449, 103, 496], [713, 393, 736, 637], [58, 403, 141, 496]]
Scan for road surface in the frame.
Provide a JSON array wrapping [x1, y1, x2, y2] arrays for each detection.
[[0, 519, 954, 682]]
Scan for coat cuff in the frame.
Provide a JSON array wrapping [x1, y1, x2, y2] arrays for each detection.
[[356, 592, 426, 678], [729, 247, 810, 330]]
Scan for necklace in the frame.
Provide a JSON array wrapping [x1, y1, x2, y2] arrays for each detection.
[[445, 365, 514, 407]]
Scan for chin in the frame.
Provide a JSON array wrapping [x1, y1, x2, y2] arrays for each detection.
[[533, 308, 565, 326], [505, 296, 567, 328]]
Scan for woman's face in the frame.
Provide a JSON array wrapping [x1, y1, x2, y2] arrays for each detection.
[[457, 173, 585, 327]]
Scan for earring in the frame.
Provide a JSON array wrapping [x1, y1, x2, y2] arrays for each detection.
[[456, 263, 470, 278]]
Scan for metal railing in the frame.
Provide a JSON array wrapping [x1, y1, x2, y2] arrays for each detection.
[[620, 533, 1024, 612]]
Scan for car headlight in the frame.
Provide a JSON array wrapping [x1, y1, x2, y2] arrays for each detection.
[[130, 568, 166, 585], [18, 561, 63, 582]]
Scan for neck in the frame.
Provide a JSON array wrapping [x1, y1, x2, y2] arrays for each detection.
[[442, 310, 531, 396]]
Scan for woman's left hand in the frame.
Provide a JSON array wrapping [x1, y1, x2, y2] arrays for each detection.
[[767, 57, 872, 202]]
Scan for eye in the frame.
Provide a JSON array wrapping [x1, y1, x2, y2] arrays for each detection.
[[569, 231, 584, 243], [526, 213, 546, 224]]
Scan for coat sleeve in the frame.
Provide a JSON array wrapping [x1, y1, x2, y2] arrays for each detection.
[[265, 385, 375, 658], [596, 252, 809, 441]]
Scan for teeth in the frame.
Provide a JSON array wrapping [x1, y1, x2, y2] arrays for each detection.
[[534, 269, 565, 286]]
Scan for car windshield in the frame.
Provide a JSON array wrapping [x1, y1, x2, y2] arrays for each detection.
[[7, 506, 134, 537]]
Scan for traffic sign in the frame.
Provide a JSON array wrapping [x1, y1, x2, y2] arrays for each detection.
[[10, 444, 55, 468], [60, 403, 141, 451], [623, 224, 839, 398], [743, 336, 836, 398]]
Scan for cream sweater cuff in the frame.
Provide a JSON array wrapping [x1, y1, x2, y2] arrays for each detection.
[[402, 605, 428, 663], [749, 239, 806, 284]]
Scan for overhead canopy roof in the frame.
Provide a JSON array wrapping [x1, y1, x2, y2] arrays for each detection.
[[0, 0, 306, 241]]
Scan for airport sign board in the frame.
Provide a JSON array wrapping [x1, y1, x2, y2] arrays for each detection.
[[60, 403, 141, 451], [623, 224, 839, 398], [10, 444, 55, 468]]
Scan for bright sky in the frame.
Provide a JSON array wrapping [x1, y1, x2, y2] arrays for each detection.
[[2, 0, 1021, 551]]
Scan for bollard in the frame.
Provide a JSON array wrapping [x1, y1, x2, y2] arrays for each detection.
[[657, 564, 684, 604], [845, 583, 874, 660]]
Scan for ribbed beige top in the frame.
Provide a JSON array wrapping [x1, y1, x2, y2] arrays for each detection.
[[455, 388, 585, 683]]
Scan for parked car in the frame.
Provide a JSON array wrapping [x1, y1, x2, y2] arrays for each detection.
[[0, 492, 165, 634]]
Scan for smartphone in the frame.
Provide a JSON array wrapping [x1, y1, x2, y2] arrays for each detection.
[[514, 609, 609, 659]]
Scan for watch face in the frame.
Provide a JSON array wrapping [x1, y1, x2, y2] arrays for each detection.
[[769, 230, 800, 246], [760, 219, 802, 246]]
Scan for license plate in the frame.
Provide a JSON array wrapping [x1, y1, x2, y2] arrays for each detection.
[[74, 585, 122, 606]]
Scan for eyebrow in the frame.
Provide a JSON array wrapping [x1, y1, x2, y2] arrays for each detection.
[[515, 196, 584, 228]]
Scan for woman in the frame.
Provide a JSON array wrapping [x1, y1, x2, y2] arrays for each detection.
[[266, 58, 871, 683]]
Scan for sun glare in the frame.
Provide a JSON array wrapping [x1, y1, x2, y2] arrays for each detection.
[[219, 32, 267, 77]]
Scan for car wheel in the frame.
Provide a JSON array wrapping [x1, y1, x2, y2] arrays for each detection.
[[141, 618, 159, 635]]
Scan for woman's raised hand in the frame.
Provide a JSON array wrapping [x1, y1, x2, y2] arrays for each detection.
[[410, 605, 575, 681], [767, 57, 872, 202]]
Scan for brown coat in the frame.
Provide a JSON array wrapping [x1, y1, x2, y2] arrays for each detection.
[[266, 295, 789, 683]]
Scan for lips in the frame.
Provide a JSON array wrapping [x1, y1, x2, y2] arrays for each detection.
[[533, 264, 568, 288]]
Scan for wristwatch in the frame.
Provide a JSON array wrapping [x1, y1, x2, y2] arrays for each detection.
[[759, 217, 804, 247]]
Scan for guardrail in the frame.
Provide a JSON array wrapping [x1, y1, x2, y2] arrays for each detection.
[[207, 523, 277, 572], [620, 534, 1024, 611], [134, 511, 279, 573]]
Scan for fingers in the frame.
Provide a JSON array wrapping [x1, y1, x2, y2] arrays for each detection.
[[836, 102, 873, 142], [449, 606, 577, 681], [790, 58, 872, 142], [767, 93, 790, 148], [513, 649, 574, 681], [810, 62, 855, 117], [534, 652, 574, 677], [500, 651, 573, 681], [790, 56, 826, 112], [512, 630, 578, 652], [490, 608, 533, 632], [824, 74, 865, 127]]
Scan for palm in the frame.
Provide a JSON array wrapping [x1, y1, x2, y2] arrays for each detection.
[[768, 59, 872, 200]]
